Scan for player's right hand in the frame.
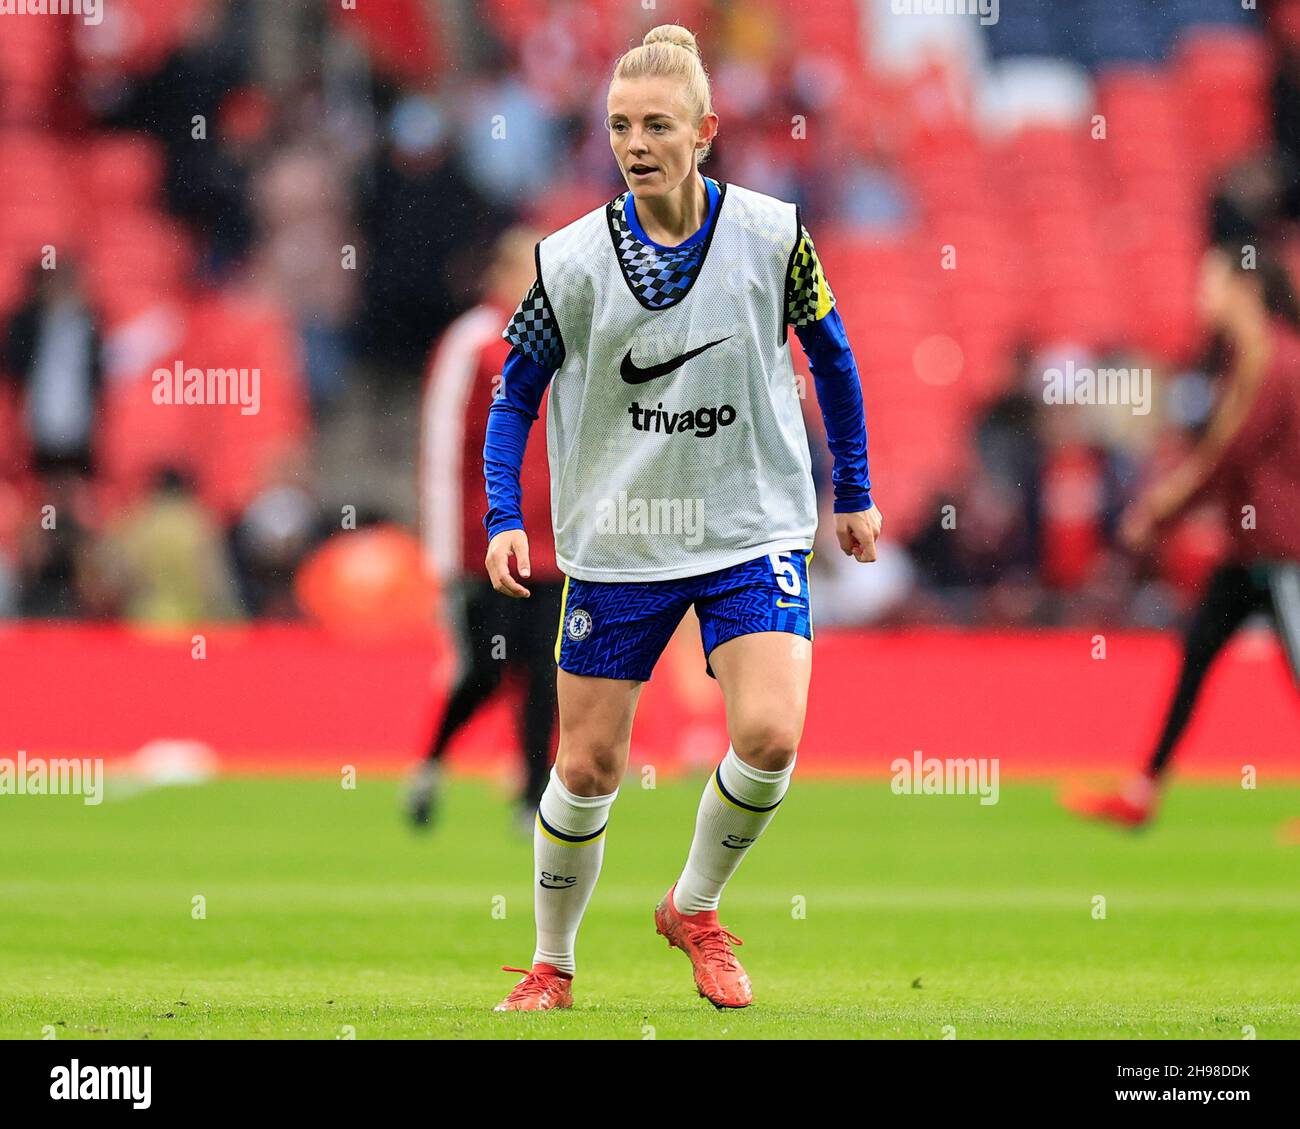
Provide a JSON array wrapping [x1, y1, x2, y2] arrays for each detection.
[[486, 528, 531, 598]]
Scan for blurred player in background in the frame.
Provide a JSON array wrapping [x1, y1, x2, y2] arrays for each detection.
[[1064, 244, 1300, 829], [409, 227, 562, 834], [483, 24, 880, 1012]]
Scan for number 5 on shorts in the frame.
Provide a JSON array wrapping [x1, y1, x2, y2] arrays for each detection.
[[768, 552, 801, 596]]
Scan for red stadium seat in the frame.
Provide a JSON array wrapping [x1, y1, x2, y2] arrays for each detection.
[[791, 0, 867, 73], [83, 134, 166, 211], [327, 0, 440, 83], [83, 215, 194, 328], [0, 135, 80, 259], [0, 14, 64, 124], [1173, 29, 1271, 180], [0, 133, 74, 208], [481, 0, 548, 46]]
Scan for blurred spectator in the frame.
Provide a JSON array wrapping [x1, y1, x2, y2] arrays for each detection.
[[908, 352, 1045, 622], [250, 145, 359, 411], [3, 260, 103, 479], [12, 472, 99, 619], [358, 93, 507, 374], [452, 36, 563, 210], [229, 449, 320, 618], [95, 465, 244, 625], [97, 0, 259, 275], [973, 373, 1045, 577], [1210, 154, 1288, 246]]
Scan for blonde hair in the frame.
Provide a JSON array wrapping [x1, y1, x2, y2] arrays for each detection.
[[611, 24, 715, 166]]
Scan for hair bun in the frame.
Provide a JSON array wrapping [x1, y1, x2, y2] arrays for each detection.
[[643, 24, 699, 58]]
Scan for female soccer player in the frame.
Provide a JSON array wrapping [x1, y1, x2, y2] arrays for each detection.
[[482, 24, 880, 1010], [1064, 243, 1300, 829]]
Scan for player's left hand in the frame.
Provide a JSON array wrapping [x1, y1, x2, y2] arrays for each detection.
[[836, 505, 882, 563]]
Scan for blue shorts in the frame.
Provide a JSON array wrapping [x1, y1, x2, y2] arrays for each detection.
[[555, 550, 814, 682]]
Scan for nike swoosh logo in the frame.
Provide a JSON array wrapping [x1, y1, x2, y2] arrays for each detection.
[[776, 600, 803, 609], [620, 335, 732, 384], [721, 841, 752, 849]]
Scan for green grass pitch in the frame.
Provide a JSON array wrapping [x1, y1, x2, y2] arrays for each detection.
[[1, 775, 1298, 1039]]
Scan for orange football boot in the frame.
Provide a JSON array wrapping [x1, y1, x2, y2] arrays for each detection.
[[1061, 773, 1158, 829], [493, 963, 574, 1012], [654, 884, 752, 1009]]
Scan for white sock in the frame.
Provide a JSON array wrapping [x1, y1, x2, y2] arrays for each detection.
[[532, 766, 618, 975], [673, 745, 795, 915]]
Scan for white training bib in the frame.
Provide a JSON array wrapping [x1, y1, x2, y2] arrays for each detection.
[[537, 182, 816, 582]]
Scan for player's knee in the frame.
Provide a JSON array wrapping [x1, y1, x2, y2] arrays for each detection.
[[555, 750, 623, 797], [731, 723, 799, 772]]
